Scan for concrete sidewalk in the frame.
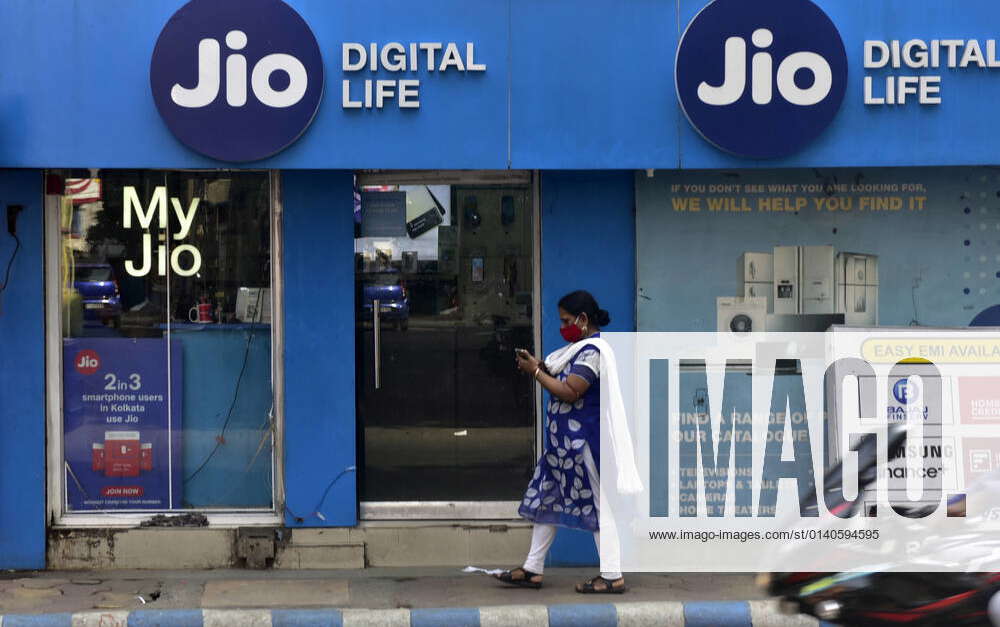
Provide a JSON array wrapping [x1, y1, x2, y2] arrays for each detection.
[[0, 568, 820, 625]]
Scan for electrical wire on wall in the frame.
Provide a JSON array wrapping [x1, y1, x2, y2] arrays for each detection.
[[0, 231, 19, 292], [284, 465, 357, 524], [0, 205, 23, 313]]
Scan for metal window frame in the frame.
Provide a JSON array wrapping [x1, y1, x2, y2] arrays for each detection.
[[357, 170, 541, 521], [45, 169, 284, 528], [532, 172, 544, 471], [44, 191, 63, 527], [356, 170, 532, 187]]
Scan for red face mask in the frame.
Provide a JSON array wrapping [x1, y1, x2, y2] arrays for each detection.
[[560, 316, 584, 343]]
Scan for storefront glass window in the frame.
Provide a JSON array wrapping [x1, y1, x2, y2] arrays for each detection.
[[52, 170, 274, 513], [354, 181, 537, 502]]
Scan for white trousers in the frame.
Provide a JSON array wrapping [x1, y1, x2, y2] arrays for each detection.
[[522, 447, 623, 580]]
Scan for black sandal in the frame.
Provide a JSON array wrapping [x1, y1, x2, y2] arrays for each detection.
[[494, 567, 543, 589], [575, 575, 627, 594]]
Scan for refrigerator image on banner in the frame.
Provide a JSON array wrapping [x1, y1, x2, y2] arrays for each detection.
[[721, 246, 878, 333], [836, 253, 879, 326], [801, 245, 836, 314], [773, 246, 799, 315], [773, 245, 837, 315], [738, 252, 773, 313]]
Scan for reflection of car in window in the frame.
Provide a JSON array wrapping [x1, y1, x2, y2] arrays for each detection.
[[73, 263, 122, 328], [359, 272, 410, 331]]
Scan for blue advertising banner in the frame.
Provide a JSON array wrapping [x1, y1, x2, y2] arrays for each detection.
[[63, 338, 182, 511], [6, 0, 1000, 168], [636, 166, 1000, 332]]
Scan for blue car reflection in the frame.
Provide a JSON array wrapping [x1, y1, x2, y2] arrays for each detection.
[[74, 263, 122, 328], [360, 272, 410, 331]]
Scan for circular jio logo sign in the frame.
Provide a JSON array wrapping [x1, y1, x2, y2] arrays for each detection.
[[675, 0, 847, 159], [150, 0, 324, 162], [893, 377, 920, 405], [74, 350, 101, 376]]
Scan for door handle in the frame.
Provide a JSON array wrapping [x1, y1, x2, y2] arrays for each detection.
[[373, 299, 381, 390]]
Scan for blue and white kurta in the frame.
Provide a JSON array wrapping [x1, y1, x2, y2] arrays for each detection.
[[518, 341, 601, 532]]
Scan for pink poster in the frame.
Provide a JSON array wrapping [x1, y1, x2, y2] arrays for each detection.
[[958, 377, 1000, 425]]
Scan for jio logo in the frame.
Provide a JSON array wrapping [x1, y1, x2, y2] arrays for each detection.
[[675, 0, 847, 159], [150, 0, 324, 162], [75, 350, 101, 376], [893, 378, 921, 405]]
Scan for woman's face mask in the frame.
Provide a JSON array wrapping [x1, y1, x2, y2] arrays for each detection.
[[560, 315, 584, 343]]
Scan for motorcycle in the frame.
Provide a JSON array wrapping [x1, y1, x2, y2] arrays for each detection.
[[763, 424, 1000, 626]]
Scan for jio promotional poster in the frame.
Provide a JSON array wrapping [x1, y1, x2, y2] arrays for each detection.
[[62, 338, 183, 511]]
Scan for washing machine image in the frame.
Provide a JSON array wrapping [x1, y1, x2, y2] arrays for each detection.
[[717, 297, 768, 334]]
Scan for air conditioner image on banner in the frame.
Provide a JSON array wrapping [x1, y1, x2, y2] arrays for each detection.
[[717, 297, 767, 334], [719, 246, 878, 332]]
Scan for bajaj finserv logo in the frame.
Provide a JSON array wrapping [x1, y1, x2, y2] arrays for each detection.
[[675, 0, 847, 159], [150, 0, 324, 162], [893, 377, 921, 405]]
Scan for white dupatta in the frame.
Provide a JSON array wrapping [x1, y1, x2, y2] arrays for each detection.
[[543, 337, 644, 496]]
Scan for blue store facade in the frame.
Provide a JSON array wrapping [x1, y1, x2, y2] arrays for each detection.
[[2, 0, 1000, 569]]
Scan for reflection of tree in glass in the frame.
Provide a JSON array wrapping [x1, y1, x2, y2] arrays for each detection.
[[166, 173, 271, 324], [84, 174, 148, 260], [74, 171, 271, 328]]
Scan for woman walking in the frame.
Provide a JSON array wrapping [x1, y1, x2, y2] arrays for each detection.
[[495, 290, 642, 594]]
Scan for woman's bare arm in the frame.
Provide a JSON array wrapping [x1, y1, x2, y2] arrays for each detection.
[[537, 371, 591, 403]]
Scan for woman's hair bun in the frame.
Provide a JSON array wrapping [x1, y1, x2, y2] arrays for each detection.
[[558, 290, 611, 328]]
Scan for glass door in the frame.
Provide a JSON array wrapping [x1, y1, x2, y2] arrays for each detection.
[[355, 179, 536, 505]]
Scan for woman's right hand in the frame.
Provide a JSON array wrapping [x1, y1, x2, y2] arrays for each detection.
[[516, 349, 541, 375]]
